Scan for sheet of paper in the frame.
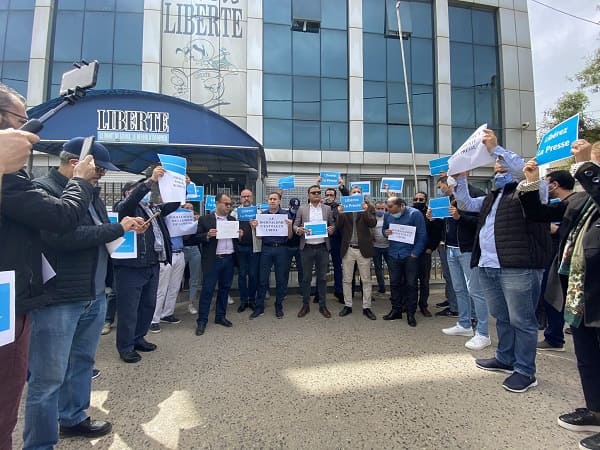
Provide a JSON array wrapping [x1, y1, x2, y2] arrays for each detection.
[[256, 214, 289, 237], [388, 223, 416, 244], [216, 220, 239, 239], [41, 253, 56, 284], [158, 154, 187, 203], [447, 124, 495, 175], [165, 208, 198, 237], [0, 270, 15, 347], [304, 220, 328, 240]]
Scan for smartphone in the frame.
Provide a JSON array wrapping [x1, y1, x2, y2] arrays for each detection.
[[143, 211, 160, 226], [60, 60, 99, 96], [79, 136, 95, 161]]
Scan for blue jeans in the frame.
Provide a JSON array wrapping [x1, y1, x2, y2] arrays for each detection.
[[237, 245, 259, 305], [256, 245, 288, 312], [197, 254, 234, 325], [446, 247, 489, 336], [285, 246, 303, 288], [438, 244, 457, 311], [183, 245, 202, 303], [114, 265, 159, 353], [388, 255, 418, 314], [373, 247, 390, 292], [478, 267, 543, 377], [23, 292, 106, 450]]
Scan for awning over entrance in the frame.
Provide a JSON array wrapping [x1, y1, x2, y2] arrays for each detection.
[[27, 89, 266, 178]]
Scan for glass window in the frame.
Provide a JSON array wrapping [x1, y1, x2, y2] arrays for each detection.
[[364, 81, 386, 123], [8, 0, 34, 9], [386, 38, 407, 83], [452, 127, 474, 152], [1, 61, 28, 94], [264, 0, 291, 24], [472, 10, 497, 46], [475, 88, 501, 128], [410, 37, 433, 85], [364, 123, 387, 152], [292, 0, 320, 21], [293, 120, 320, 149], [410, 1, 432, 39], [321, 0, 347, 30], [263, 24, 291, 74], [264, 74, 292, 119], [385, 0, 412, 36], [321, 122, 348, 150], [4, 10, 33, 60], [82, 12, 114, 62], [448, 6, 472, 43], [362, 0, 384, 33], [363, 33, 386, 81], [293, 76, 320, 120], [411, 84, 434, 126], [450, 42, 474, 88], [292, 30, 320, 76], [387, 82, 408, 125], [116, 0, 143, 13], [321, 78, 347, 122], [112, 64, 141, 89], [451, 88, 475, 127], [473, 45, 498, 87], [114, 13, 143, 64], [414, 125, 435, 153], [85, 0, 115, 12], [0, 12, 7, 53], [57, 0, 84, 9], [388, 125, 409, 153], [53, 11, 84, 61], [321, 29, 347, 78], [264, 119, 292, 148]]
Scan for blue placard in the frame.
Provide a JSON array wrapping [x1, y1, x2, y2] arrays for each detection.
[[340, 195, 364, 213], [186, 183, 196, 195], [187, 185, 204, 202], [429, 196, 451, 209], [431, 207, 451, 218], [320, 171, 340, 188], [0, 282, 9, 332], [305, 222, 327, 237], [350, 181, 370, 195], [536, 114, 579, 165], [429, 156, 451, 176], [237, 206, 257, 221], [258, 203, 269, 211], [107, 214, 136, 254], [380, 178, 404, 193], [158, 154, 187, 175], [278, 175, 295, 190], [205, 195, 216, 212]]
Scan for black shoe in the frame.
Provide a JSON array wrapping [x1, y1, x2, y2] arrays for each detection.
[[334, 292, 345, 304], [580, 432, 600, 449], [383, 310, 402, 321], [92, 368, 100, 380], [249, 302, 256, 312], [276, 308, 284, 319], [339, 306, 352, 317], [119, 350, 141, 363], [195, 323, 206, 336], [60, 417, 112, 438], [249, 310, 264, 320], [407, 315, 417, 327], [475, 357, 514, 374], [237, 303, 249, 313], [215, 317, 233, 327], [420, 306, 432, 317], [435, 300, 449, 308], [319, 306, 332, 318], [378, 288, 386, 294], [134, 339, 157, 352], [435, 307, 458, 317], [160, 315, 181, 324], [363, 308, 376, 320]]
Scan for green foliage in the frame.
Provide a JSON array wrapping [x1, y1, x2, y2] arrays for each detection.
[[575, 48, 600, 93], [541, 91, 600, 142]]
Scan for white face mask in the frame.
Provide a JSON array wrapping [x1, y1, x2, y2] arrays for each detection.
[[447, 176, 457, 188]]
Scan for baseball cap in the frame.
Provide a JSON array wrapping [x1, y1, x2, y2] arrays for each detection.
[[62, 137, 120, 171], [289, 197, 300, 210]]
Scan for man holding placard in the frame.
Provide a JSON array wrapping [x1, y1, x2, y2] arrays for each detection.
[[250, 191, 292, 319], [382, 197, 427, 327], [293, 185, 336, 318], [336, 186, 377, 320]]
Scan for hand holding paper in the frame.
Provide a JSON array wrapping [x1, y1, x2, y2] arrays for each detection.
[[482, 129, 498, 153], [151, 166, 165, 181]]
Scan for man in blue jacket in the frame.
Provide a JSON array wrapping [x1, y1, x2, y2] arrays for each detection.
[[382, 196, 427, 327]]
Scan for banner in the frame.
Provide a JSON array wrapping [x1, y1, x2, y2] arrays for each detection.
[[187, 185, 204, 202], [107, 213, 137, 259], [237, 206, 257, 221], [278, 175, 295, 190], [429, 196, 451, 219], [256, 214, 289, 237], [320, 171, 340, 188], [340, 195, 364, 213], [536, 113, 579, 165], [429, 156, 451, 176], [205, 195, 216, 212], [447, 124, 495, 175], [158, 154, 187, 203], [165, 208, 198, 237], [349, 181, 370, 195], [0, 271, 15, 347], [380, 178, 404, 193], [304, 221, 328, 240]]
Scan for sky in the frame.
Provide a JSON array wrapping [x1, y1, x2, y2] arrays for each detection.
[[528, 0, 600, 127]]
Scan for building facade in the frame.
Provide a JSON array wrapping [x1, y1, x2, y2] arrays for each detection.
[[0, 0, 536, 201]]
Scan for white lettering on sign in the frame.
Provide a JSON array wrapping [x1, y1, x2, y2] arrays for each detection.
[[97, 110, 170, 133]]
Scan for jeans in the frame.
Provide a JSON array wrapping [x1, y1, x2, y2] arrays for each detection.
[[373, 246, 390, 293], [23, 292, 106, 450], [256, 245, 288, 312], [115, 265, 159, 353], [105, 284, 117, 324], [301, 244, 329, 306], [197, 254, 234, 325], [571, 324, 600, 412], [183, 246, 202, 304], [417, 252, 432, 309], [478, 267, 543, 377], [284, 246, 303, 288], [438, 244, 457, 311], [446, 247, 489, 336], [329, 235, 343, 295], [388, 255, 418, 315], [237, 245, 259, 305]]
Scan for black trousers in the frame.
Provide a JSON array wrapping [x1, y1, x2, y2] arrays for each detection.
[[417, 252, 432, 309], [571, 323, 600, 412]]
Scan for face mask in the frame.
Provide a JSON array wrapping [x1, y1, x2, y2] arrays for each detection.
[[141, 191, 151, 204], [351, 192, 361, 196], [436, 189, 444, 197], [376, 210, 385, 217], [547, 184, 556, 199], [493, 172, 513, 189], [391, 212, 402, 219], [290, 207, 298, 215], [412, 203, 426, 211], [447, 176, 457, 188]]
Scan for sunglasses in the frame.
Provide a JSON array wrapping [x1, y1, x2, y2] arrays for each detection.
[[220, 202, 232, 206], [413, 198, 426, 202], [309, 191, 321, 195]]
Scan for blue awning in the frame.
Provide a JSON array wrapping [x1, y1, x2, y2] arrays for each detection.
[[27, 89, 266, 177]]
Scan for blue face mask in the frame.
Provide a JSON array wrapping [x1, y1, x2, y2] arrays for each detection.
[[376, 210, 385, 217], [391, 212, 402, 219], [494, 172, 513, 189]]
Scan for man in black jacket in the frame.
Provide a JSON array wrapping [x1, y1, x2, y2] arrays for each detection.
[[23, 138, 144, 448], [0, 85, 96, 450], [412, 192, 438, 317], [113, 166, 180, 363]]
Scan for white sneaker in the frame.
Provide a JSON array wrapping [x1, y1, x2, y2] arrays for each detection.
[[101, 322, 111, 335], [227, 295, 234, 305], [442, 324, 474, 337], [188, 303, 198, 315], [465, 334, 492, 350]]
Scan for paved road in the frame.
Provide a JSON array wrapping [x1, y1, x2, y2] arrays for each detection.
[[14, 287, 586, 449]]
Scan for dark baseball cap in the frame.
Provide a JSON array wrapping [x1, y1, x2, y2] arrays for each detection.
[[289, 198, 300, 209], [62, 137, 120, 171], [121, 180, 144, 196]]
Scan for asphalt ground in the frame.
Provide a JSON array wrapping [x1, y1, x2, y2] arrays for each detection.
[[13, 286, 587, 449]]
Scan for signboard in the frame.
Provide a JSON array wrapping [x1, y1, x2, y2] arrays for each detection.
[[278, 175, 295, 190], [320, 171, 340, 188], [350, 181, 370, 195], [429, 196, 451, 219], [237, 206, 257, 221], [536, 114, 579, 165], [380, 178, 404, 193], [340, 195, 364, 213], [429, 156, 451, 176]]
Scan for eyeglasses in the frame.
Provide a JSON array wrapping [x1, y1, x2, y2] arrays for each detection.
[[309, 191, 321, 195], [95, 166, 107, 174], [413, 198, 426, 203], [220, 202, 232, 206], [0, 108, 28, 125]]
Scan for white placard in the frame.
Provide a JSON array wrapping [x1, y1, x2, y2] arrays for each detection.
[[256, 214, 289, 237], [165, 208, 198, 237], [304, 220, 328, 240], [216, 220, 239, 239], [447, 123, 495, 175], [41, 254, 56, 284], [388, 223, 416, 244], [0, 270, 15, 347]]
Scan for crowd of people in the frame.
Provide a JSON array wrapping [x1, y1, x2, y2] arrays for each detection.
[[0, 80, 599, 450]]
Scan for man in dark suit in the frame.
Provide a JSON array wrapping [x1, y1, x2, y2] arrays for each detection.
[[189, 193, 242, 335], [336, 185, 377, 320], [293, 185, 336, 318]]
